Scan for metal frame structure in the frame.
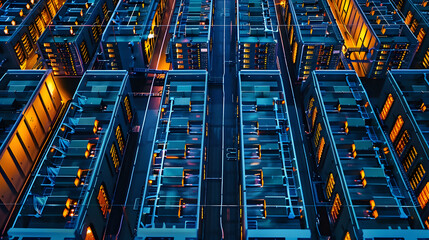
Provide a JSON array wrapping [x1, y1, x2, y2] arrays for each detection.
[[101, 0, 166, 70], [38, 0, 117, 76], [8, 70, 135, 240], [136, 70, 207, 240], [284, 0, 343, 82], [0, 0, 66, 72], [169, 0, 213, 70], [237, 0, 278, 70], [326, 0, 418, 79], [375, 69, 429, 229], [302, 70, 426, 239], [0, 70, 69, 232], [239, 70, 311, 239]]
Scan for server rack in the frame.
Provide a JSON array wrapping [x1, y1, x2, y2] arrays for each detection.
[[38, 0, 117, 76], [0, 70, 69, 232], [101, 0, 166, 71], [302, 70, 426, 239], [237, 0, 278, 70], [374, 69, 429, 229], [390, 0, 429, 69], [0, 0, 66, 72], [169, 0, 213, 70], [326, 0, 418, 79], [284, 0, 343, 83], [7, 70, 136, 240], [238, 70, 311, 239], [136, 70, 207, 240]]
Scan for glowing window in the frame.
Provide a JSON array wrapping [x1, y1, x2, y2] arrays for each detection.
[[110, 144, 119, 171], [411, 164, 426, 190], [124, 95, 132, 123], [390, 115, 404, 142], [311, 107, 318, 129], [331, 193, 342, 222], [317, 137, 325, 164], [97, 184, 110, 218], [344, 232, 351, 240], [395, 130, 409, 156], [326, 173, 335, 199], [314, 123, 322, 147], [380, 94, 394, 120], [403, 146, 417, 172], [116, 125, 124, 154], [417, 181, 429, 209]]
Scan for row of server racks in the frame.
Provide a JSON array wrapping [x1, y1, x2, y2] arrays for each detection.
[[0, 0, 169, 75], [4, 0, 429, 79], [4, 70, 137, 240], [282, 0, 429, 82]]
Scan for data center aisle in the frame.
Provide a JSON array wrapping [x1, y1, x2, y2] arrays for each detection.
[[202, 0, 240, 238]]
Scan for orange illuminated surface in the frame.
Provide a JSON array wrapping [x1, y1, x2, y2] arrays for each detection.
[[326, 0, 376, 77], [0, 70, 70, 232]]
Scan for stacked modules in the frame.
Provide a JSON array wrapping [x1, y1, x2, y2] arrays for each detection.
[[391, 0, 429, 69], [38, 0, 117, 76], [102, 0, 166, 70], [302, 70, 426, 239], [285, 0, 343, 82], [137, 71, 207, 240], [376, 70, 429, 229], [169, 0, 212, 70], [237, 0, 277, 70], [326, 0, 418, 79], [239, 70, 310, 239], [0, 70, 68, 231], [8, 71, 135, 239], [0, 0, 66, 71]]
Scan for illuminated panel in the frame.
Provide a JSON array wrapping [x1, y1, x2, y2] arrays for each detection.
[[418, 182, 429, 209], [380, 93, 394, 120], [307, 97, 315, 117], [331, 193, 342, 222], [314, 123, 322, 147], [97, 184, 110, 218], [326, 173, 335, 199], [116, 125, 124, 154], [390, 115, 404, 142], [403, 146, 417, 172], [124, 95, 132, 123], [395, 130, 410, 156], [311, 107, 318, 130], [344, 232, 351, 240], [410, 164, 426, 190], [317, 137, 325, 165], [110, 144, 120, 171]]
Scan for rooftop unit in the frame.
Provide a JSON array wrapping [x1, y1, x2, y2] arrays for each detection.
[[0, 70, 69, 232], [326, 0, 418, 79], [375, 69, 429, 229], [101, 0, 166, 70], [237, 0, 278, 70], [38, 0, 117, 76], [302, 70, 426, 239], [8, 70, 136, 240], [284, 0, 343, 82], [239, 70, 311, 239], [136, 70, 207, 240], [169, 0, 212, 70], [0, 0, 66, 71]]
